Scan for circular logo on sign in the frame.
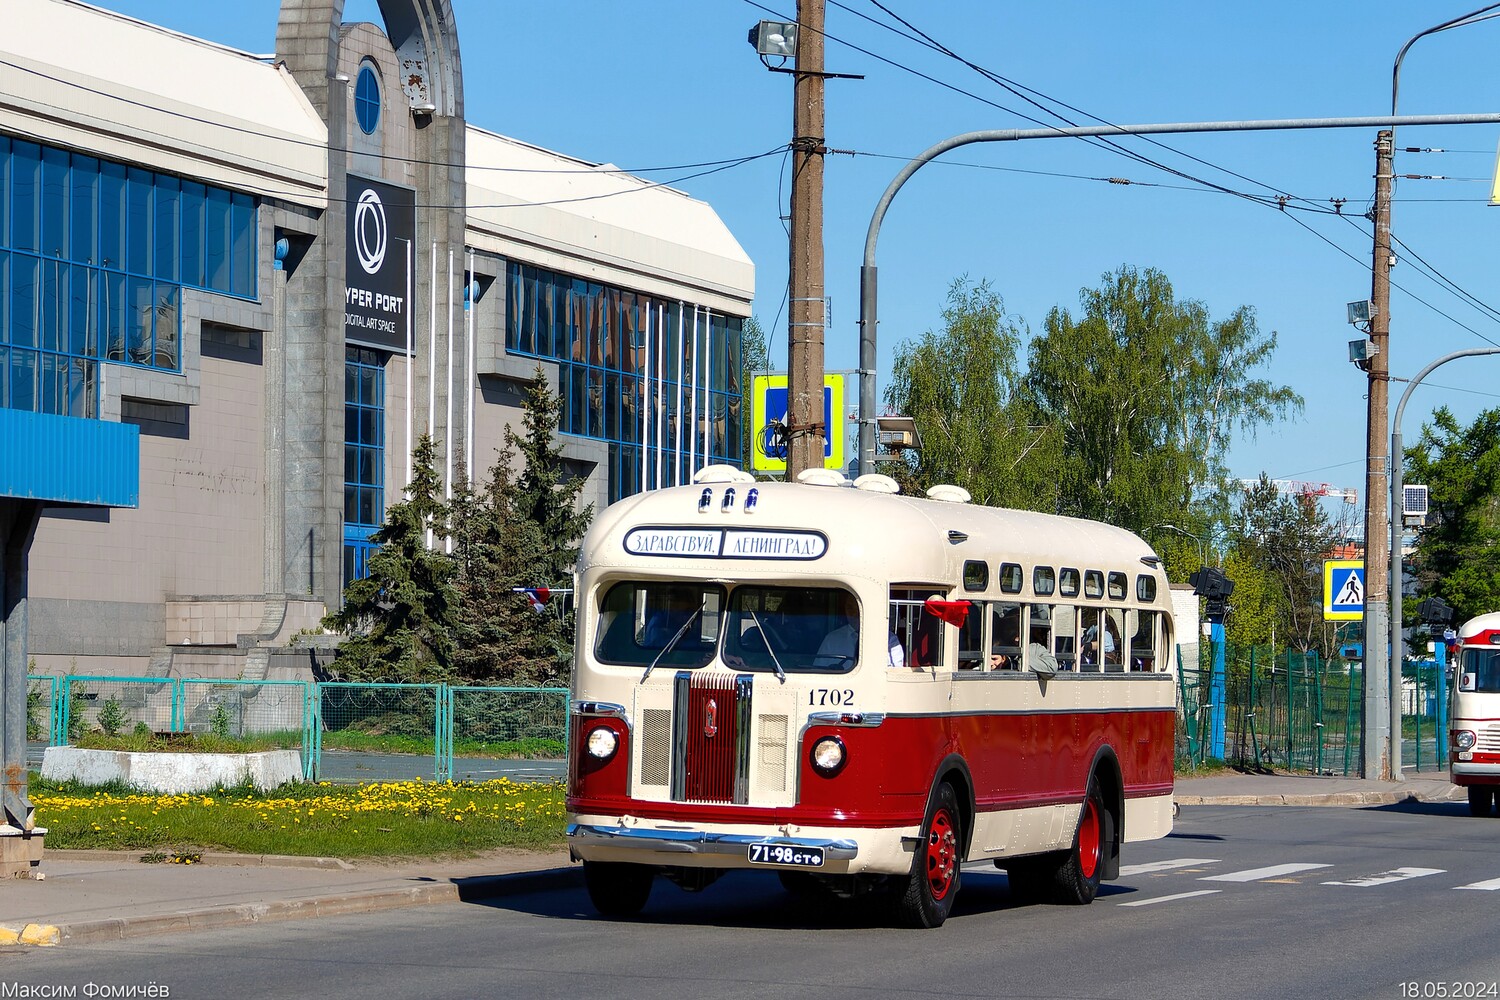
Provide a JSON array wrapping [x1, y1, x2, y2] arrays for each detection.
[[353, 188, 387, 275]]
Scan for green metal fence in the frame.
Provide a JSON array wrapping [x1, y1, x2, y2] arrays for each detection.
[[27, 675, 567, 785], [1177, 646, 1447, 775]]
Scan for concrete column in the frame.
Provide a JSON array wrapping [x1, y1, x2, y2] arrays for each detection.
[[1, 499, 44, 875]]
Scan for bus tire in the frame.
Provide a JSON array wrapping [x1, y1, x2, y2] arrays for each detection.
[[893, 781, 963, 928], [1468, 786, 1496, 817], [1048, 778, 1106, 905], [583, 861, 654, 917]]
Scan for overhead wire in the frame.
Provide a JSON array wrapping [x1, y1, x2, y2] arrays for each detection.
[[833, 1, 1500, 350]]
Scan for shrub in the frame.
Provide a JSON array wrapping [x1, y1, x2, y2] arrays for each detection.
[[98, 696, 126, 738]]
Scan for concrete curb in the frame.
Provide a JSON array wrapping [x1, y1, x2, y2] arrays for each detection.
[[1177, 788, 1467, 808], [50, 866, 582, 946], [44, 849, 355, 870]]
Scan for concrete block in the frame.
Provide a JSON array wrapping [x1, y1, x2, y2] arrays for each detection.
[[42, 747, 304, 794]]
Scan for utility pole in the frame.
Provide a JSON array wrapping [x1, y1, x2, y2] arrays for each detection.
[[786, 0, 826, 479], [1364, 128, 1394, 781]]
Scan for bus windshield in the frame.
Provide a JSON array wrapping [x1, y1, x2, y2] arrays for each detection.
[[1460, 647, 1500, 692], [593, 581, 859, 674]]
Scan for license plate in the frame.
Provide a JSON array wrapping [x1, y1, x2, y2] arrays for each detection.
[[748, 843, 825, 868]]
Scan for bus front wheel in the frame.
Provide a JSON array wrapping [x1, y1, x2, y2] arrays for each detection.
[[583, 861, 654, 917], [893, 781, 963, 928], [1468, 786, 1496, 817]]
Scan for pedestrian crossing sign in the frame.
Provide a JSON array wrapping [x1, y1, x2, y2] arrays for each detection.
[[1324, 559, 1365, 621]]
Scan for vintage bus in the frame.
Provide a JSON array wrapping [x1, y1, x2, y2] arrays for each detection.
[[565, 466, 1177, 927], [1450, 612, 1500, 816]]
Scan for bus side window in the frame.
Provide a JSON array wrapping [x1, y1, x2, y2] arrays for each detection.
[[1131, 611, 1158, 672], [958, 600, 984, 670], [890, 588, 935, 670], [990, 602, 1022, 670], [1103, 609, 1125, 672], [1052, 604, 1077, 671]]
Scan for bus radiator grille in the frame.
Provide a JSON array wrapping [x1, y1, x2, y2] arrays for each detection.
[[681, 672, 742, 804], [1479, 724, 1500, 753]]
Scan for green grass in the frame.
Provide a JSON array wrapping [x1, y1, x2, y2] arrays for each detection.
[[29, 775, 566, 857], [75, 731, 302, 753], [319, 730, 565, 759]]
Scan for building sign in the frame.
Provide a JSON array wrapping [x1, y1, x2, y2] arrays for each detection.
[[1323, 559, 1365, 621], [344, 175, 415, 353], [624, 527, 827, 560], [750, 373, 847, 474]]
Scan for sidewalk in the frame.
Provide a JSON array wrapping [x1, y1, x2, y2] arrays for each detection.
[[1, 846, 578, 947], [1173, 768, 1465, 807], [0, 769, 1467, 948]]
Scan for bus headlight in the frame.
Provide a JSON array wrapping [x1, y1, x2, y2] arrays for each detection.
[[586, 725, 620, 760], [1454, 730, 1477, 752], [810, 736, 846, 776]]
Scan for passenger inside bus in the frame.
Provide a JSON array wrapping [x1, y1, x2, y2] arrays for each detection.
[[642, 585, 704, 648], [989, 604, 1022, 670], [814, 591, 905, 667]]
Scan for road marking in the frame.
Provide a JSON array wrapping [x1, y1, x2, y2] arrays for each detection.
[[1118, 889, 1222, 907], [1201, 863, 1333, 882], [1118, 858, 1220, 877], [1321, 867, 1445, 887], [1455, 876, 1500, 891]]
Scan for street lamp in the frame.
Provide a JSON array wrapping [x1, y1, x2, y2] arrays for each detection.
[[1388, 347, 1500, 776], [1154, 522, 1206, 567]]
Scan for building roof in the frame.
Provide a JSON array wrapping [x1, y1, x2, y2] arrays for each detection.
[[465, 128, 754, 316], [0, 0, 329, 205]]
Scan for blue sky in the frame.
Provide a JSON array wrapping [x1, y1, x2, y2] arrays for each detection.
[[95, 2, 1500, 505]]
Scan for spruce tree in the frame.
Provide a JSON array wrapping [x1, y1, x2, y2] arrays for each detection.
[[450, 367, 593, 686], [322, 434, 457, 682], [511, 364, 594, 585]]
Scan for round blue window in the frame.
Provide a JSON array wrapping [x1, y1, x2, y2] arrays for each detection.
[[354, 64, 381, 135]]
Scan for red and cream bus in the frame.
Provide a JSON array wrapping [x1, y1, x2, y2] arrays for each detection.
[[1450, 612, 1500, 816], [566, 466, 1177, 927]]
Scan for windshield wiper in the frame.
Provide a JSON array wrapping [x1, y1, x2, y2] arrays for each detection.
[[748, 609, 786, 684], [641, 602, 706, 683]]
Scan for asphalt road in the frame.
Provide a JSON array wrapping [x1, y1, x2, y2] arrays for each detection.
[[10, 800, 1500, 1000]]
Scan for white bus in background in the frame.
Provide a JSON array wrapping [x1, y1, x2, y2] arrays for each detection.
[[1450, 612, 1500, 816], [565, 465, 1177, 928]]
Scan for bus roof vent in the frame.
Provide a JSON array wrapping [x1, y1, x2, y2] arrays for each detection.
[[853, 473, 900, 494], [796, 468, 849, 488], [926, 484, 971, 504], [694, 464, 755, 484]]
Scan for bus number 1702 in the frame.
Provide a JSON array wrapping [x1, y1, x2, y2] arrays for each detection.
[[809, 688, 854, 707]]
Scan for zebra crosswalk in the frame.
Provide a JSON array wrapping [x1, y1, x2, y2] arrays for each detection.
[[1095, 856, 1500, 904]]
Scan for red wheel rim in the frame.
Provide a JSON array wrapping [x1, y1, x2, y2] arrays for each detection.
[[1078, 797, 1101, 880], [925, 807, 958, 900]]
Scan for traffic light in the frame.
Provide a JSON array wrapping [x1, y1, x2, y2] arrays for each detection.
[[1416, 596, 1454, 626], [1189, 565, 1235, 623]]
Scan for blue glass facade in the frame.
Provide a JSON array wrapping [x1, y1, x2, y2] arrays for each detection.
[[0, 135, 257, 418], [343, 345, 386, 586], [504, 262, 744, 504]]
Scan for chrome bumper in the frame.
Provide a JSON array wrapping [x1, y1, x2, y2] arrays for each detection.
[[567, 823, 859, 860]]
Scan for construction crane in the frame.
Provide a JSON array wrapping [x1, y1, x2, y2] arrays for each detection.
[[1234, 479, 1359, 505]]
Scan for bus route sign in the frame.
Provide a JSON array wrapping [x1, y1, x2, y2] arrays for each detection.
[[1323, 559, 1365, 621]]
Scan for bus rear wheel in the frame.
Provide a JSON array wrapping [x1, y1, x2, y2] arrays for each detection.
[[1049, 780, 1106, 904], [1468, 786, 1496, 817], [583, 861, 654, 917], [893, 781, 963, 928]]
